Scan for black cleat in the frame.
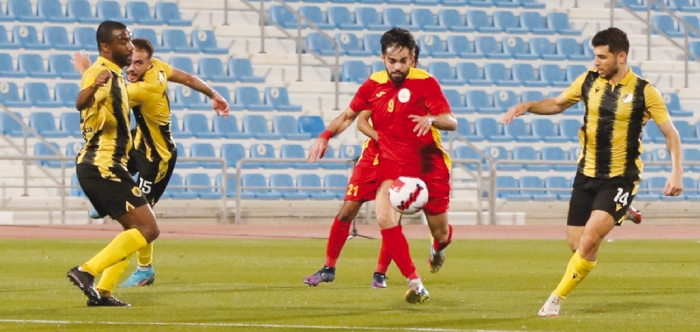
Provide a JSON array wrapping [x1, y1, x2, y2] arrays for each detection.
[[87, 296, 131, 307], [67, 266, 100, 302], [303, 266, 335, 286]]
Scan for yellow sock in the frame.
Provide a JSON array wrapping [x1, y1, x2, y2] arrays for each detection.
[[137, 241, 154, 266], [81, 229, 147, 276], [553, 250, 596, 298], [96, 253, 133, 297]]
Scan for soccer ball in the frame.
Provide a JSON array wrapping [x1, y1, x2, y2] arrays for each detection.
[[389, 177, 429, 215]]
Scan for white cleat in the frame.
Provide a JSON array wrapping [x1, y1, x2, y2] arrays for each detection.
[[538, 293, 562, 317]]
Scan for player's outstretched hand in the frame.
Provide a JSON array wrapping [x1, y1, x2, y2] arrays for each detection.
[[502, 103, 529, 124], [71, 52, 91, 75], [211, 94, 230, 118], [308, 138, 328, 163], [93, 70, 112, 88], [663, 172, 683, 196], [409, 115, 434, 137]]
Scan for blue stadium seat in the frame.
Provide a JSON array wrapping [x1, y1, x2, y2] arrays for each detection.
[[494, 0, 520, 7], [162, 29, 197, 53], [557, 38, 591, 61], [652, 15, 684, 37], [327, 7, 362, 30], [540, 64, 569, 87], [470, 0, 496, 7], [428, 62, 463, 86], [643, 120, 665, 144], [336, 33, 371, 57], [520, 11, 555, 34], [0, 82, 31, 108], [198, 58, 236, 83], [475, 118, 509, 141], [324, 174, 347, 199], [664, 93, 693, 117], [682, 177, 700, 201], [190, 30, 227, 54], [419, 35, 455, 58], [210, 86, 231, 106], [241, 174, 279, 199], [314, 145, 346, 170], [55, 83, 80, 108], [496, 176, 528, 200], [493, 11, 529, 34], [521, 176, 556, 201], [169, 56, 194, 74], [65, 141, 81, 166], [443, 89, 469, 113], [189, 142, 221, 169], [154, 2, 191, 26], [299, 6, 334, 29], [566, 64, 589, 82], [670, 0, 700, 12], [298, 115, 325, 137], [486, 146, 516, 170], [356, 7, 390, 31], [466, 90, 500, 113], [363, 34, 383, 56], [264, 87, 302, 112], [307, 32, 335, 56], [29, 112, 65, 138], [545, 176, 571, 200], [164, 174, 198, 199], [220, 143, 247, 169], [297, 174, 336, 199], [173, 86, 209, 111], [280, 144, 315, 169], [242, 114, 282, 140], [185, 173, 220, 199], [455, 62, 491, 86], [270, 173, 309, 200], [438, 9, 473, 32], [182, 114, 221, 139], [520, 0, 547, 8], [234, 86, 273, 111], [371, 60, 384, 73], [73, 27, 98, 51], [18, 54, 54, 78], [547, 12, 581, 35], [466, 10, 501, 33], [569, 147, 582, 162], [514, 146, 547, 171], [342, 61, 369, 83], [250, 143, 288, 169], [651, 147, 672, 172], [170, 115, 193, 140], [674, 120, 700, 144], [273, 115, 311, 140], [493, 90, 518, 112], [474, 36, 510, 59], [13, 26, 49, 50], [679, 15, 700, 36], [558, 118, 582, 142], [520, 90, 544, 102], [0, 26, 18, 49], [504, 118, 538, 142], [684, 148, 700, 172], [228, 58, 265, 83], [7, 0, 43, 22], [43, 26, 78, 51], [97, 1, 134, 24], [269, 5, 297, 29], [454, 146, 484, 170], [38, 0, 73, 22], [532, 119, 568, 142], [529, 37, 565, 61], [34, 142, 63, 168], [60, 112, 81, 137], [0, 112, 26, 137], [132, 28, 160, 50], [25, 82, 63, 108], [66, 0, 101, 23], [511, 63, 548, 87], [542, 146, 576, 171], [338, 144, 361, 159], [455, 118, 483, 141], [411, 8, 447, 32], [49, 54, 81, 79], [0, 53, 21, 78], [483, 63, 519, 87], [126, 1, 162, 25], [502, 36, 539, 60]]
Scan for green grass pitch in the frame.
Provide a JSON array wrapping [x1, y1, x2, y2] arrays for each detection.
[[0, 238, 698, 331]]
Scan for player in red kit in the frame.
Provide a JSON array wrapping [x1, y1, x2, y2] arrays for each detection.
[[309, 28, 456, 304]]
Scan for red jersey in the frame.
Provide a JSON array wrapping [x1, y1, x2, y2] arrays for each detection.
[[349, 68, 452, 178]]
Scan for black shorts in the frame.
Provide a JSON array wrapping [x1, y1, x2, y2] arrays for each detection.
[[126, 148, 177, 206], [76, 163, 149, 220], [567, 172, 641, 226]]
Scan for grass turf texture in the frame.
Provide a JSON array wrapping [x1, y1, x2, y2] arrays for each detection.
[[0, 239, 698, 332]]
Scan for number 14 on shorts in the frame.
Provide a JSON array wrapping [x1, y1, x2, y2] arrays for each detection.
[[613, 188, 629, 211]]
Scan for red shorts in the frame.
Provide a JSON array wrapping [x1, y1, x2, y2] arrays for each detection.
[[344, 140, 379, 202], [377, 157, 451, 215]]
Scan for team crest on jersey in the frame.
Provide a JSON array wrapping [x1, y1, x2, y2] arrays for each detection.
[[132, 186, 143, 197], [398, 88, 410, 103], [621, 93, 633, 103]]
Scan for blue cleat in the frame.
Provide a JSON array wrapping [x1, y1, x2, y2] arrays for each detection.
[[120, 266, 155, 288], [88, 208, 101, 219]]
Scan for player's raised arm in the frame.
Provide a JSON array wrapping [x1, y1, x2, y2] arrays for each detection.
[[308, 108, 361, 163], [169, 68, 230, 118], [76, 70, 112, 111], [357, 110, 377, 141]]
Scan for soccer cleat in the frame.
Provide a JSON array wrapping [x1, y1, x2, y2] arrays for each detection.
[[616, 206, 642, 226], [538, 293, 562, 317], [405, 279, 429, 304], [87, 296, 131, 307], [88, 208, 100, 219], [67, 267, 100, 302], [120, 266, 155, 288], [371, 272, 388, 289], [428, 245, 446, 273], [303, 266, 335, 286]]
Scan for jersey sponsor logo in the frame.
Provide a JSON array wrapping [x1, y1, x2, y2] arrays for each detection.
[[375, 91, 386, 97], [398, 88, 411, 103], [132, 186, 143, 197]]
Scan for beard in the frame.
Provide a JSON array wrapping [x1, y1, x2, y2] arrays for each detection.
[[388, 70, 408, 85], [601, 65, 619, 79], [115, 52, 132, 68]]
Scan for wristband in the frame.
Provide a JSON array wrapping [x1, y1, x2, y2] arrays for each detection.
[[319, 130, 333, 140]]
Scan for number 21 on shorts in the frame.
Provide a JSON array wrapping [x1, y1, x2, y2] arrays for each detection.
[[346, 184, 359, 197]]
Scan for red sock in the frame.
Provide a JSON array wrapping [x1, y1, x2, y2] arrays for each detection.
[[375, 240, 391, 274], [324, 215, 351, 268], [381, 226, 418, 280], [433, 224, 453, 252]]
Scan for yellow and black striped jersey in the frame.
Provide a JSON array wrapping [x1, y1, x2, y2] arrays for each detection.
[[127, 58, 175, 163], [77, 56, 131, 170], [562, 68, 671, 178]]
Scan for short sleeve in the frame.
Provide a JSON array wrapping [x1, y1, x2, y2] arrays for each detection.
[[127, 83, 147, 108], [349, 80, 374, 112], [560, 71, 589, 104], [152, 58, 173, 79], [422, 77, 450, 115], [644, 84, 670, 125], [80, 68, 110, 105]]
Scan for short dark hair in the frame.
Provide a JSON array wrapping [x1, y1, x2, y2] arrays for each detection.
[[380, 28, 416, 56], [132, 38, 154, 58], [591, 27, 629, 54], [96, 20, 128, 47], [414, 45, 420, 62]]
